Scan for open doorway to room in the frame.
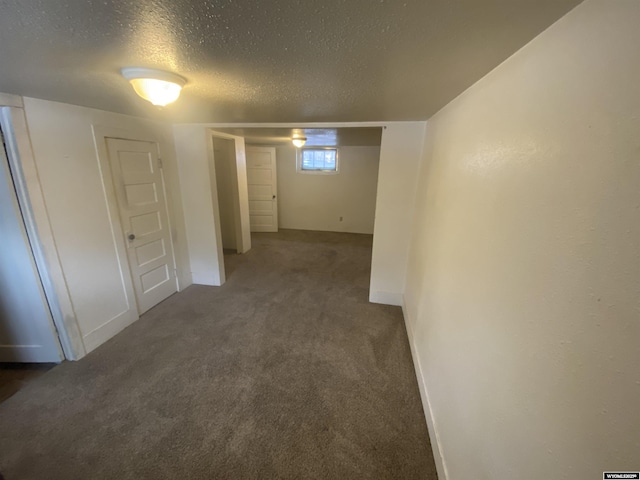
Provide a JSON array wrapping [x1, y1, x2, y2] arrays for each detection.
[[208, 131, 251, 281], [211, 126, 383, 289], [212, 136, 242, 254]]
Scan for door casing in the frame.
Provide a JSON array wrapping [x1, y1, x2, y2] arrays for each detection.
[[0, 123, 63, 362]]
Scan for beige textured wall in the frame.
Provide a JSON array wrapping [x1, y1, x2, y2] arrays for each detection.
[[404, 1, 640, 479]]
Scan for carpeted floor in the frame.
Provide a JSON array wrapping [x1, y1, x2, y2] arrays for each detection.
[[0, 229, 437, 480], [0, 363, 54, 404]]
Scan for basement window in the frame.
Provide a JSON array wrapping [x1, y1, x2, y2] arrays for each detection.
[[297, 148, 339, 174]]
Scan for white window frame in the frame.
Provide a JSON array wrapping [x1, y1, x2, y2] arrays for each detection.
[[296, 147, 339, 175]]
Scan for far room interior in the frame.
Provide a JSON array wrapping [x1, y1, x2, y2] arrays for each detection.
[[209, 127, 383, 281]]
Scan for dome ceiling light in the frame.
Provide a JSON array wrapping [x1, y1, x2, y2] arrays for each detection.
[[292, 136, 307, 148], [121, 67, 186, 107]]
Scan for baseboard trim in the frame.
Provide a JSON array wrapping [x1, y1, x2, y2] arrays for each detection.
[[369, 290, 403, 306], [401, 297, 449, 480], [191, 272, 221, 286], [0, 345, 63, 363], [82, 310, 139, 354]]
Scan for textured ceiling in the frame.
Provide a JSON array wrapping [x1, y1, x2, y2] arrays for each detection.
[[0, 0, 582, 123]]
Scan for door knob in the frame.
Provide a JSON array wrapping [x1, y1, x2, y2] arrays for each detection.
[[128, 234, 135, 241], [272, 195, 276, 199]]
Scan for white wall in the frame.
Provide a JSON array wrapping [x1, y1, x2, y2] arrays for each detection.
[[173, 124, 223, 285], [173, 126, 252, 286], [369, 122, 425, 306], [274, 145, 380, 234], [213, 137, 238, 250], [22, 97, 190, 355], [404, 1, 640, 479]]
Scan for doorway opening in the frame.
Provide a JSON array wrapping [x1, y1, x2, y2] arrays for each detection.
[[210, 127, 383, 291], [212, 136, 243, 255]]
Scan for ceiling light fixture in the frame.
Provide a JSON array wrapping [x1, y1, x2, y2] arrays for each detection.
[[292, 136, 307, 148], [121, 67, 186, 106]]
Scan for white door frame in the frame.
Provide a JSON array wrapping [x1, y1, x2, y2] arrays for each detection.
[[207, 130, 251, 283], [0, 120, 63, 362], [0, 99, 84, 360]]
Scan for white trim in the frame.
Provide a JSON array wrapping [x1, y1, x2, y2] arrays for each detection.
[[368, 290, 403, 306], [0, 346, 63, 364], [182, 121, 411, 128], [206, 131, 227, 285], [401, 296, 449, 480], [0, 105, 85, 360], [155, 145, 181, 292], [81, 306, 140, 352], [210, 130, 251, 253], [191, 271, 220, 286], [0, 109, 63, 361], [0, 93, 23, 108], [205, 130, 242, 141], [207, 130, 252, 284]]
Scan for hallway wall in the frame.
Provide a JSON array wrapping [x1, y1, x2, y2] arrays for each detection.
[[404, 1, 640, 478]]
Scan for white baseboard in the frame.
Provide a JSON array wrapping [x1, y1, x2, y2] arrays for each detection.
[[177, 269, 193, 292], [191, 271, 220, 286], [82, 310, 139, 354], [401, 297, 449, 480], [369, 290, 403, 306], [0, 345, 63, 363]]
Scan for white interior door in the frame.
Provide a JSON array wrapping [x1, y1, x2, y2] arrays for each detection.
[[246, 146, 278, 232], [0, 129, 63, 362], [106, 138, 177, 314]]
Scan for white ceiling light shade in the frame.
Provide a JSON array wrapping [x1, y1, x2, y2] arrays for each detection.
[[292, 137, 307, 148], [121, 67, 186, 106]]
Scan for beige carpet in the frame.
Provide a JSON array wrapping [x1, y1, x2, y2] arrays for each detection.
[[0, 363, 54, 404], [0, 229, 438, 479]]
